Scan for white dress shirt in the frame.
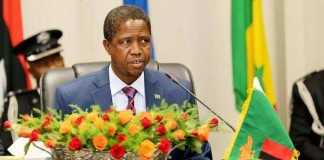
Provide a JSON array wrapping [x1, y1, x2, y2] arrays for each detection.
[[109, 65, 146, 114]]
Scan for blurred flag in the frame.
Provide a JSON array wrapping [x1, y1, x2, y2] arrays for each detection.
[[123, 0, 148, 14], [231, 0, 276, 111], [1, 0, 31, 91], [223, 89, 299, 159], [123, 0, 156, 60]]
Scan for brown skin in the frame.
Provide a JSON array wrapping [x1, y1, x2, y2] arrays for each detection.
[[103, 19, 151, 85], [29, 53, 65, 84]]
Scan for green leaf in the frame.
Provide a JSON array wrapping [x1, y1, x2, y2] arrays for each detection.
[[24, 141, 31, 155]]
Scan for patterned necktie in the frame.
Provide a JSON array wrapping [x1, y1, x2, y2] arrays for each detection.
[[122, 86, 137, 115]]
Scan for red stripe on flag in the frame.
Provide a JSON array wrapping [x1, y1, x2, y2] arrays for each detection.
[[3, 0, 32, 89], [261, 139, 293, 160]]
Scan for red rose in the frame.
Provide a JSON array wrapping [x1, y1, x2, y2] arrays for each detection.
[[110, 144, 125, 159], [155, 115, 163, 122], [209, 117, 219, 128], [191, 130, 198, 137], [3, 120, 12, 129], [74, 116, 84, 126], [117, 134, 127, 143], [41, 115, 52, 129], [158, 138, 172, 154], [156, 123, 166, 135], [102, 113, 110, 121], [140, 117, 152, 129], [30, 130, 40, 141], [68, 137, 82, 151]]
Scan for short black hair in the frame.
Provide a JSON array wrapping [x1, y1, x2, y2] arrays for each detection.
[[103, 5, 151, 41]]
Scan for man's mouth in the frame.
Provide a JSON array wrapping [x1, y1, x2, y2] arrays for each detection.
[[129, 59, 145, 68]]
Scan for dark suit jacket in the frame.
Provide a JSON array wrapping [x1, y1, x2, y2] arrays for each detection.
[[54, 66, 212, 160], [290, 71, 324, 160], [54, 67, 195, 113]]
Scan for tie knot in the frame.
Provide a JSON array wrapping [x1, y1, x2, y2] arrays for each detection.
[[122, 86, 137, 99]]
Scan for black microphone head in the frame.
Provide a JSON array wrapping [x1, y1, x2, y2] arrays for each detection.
[[164, 72, 172, 79], [164, 72, 179, 84]]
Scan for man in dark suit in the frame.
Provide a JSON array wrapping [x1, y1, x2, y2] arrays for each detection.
[[55, 67, 195, 114], [290, 70, 324, 160], [54, 5, 212, 160]]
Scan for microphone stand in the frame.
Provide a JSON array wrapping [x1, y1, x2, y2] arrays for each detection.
[[164, 73, 235, 132]]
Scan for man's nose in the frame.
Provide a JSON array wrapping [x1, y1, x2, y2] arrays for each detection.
[[130, 42, 142, 55]]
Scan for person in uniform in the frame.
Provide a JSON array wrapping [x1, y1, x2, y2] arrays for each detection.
[[0, 29, 65, 154]]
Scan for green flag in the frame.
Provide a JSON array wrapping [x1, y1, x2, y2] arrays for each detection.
[[232, 0, 277, 112], [224, 89, 299, 159]]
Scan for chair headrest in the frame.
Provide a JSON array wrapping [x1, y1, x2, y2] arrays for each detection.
[[72, 61, 159, 78]]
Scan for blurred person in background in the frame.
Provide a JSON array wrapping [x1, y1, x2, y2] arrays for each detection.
[[0, 29, 65, 154]]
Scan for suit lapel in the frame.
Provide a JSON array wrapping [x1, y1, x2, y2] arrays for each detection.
[[90, 67, 113, 111], [145, 69, 162, 110], [89, 68, 162, 111]]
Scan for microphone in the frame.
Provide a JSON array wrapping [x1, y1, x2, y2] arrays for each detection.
[[164, 72, 235, 132]]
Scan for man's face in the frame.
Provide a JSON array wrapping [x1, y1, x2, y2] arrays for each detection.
[[103, 19, 151, 84]]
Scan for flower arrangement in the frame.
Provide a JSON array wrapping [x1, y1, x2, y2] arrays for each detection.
[[4, 102, 219, 160]]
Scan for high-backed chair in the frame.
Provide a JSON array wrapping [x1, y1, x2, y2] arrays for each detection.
[[40, 61, 195, 110], [40, 68, 76, 111]]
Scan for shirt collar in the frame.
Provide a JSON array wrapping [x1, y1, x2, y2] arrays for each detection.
[[109, 65, 145, 96]]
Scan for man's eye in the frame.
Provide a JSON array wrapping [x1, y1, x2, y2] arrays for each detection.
[[140, 39, 150, 45], [120, 39, 131, 45]]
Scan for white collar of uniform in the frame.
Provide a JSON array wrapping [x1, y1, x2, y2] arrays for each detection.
[[109, 64, 145, 96]]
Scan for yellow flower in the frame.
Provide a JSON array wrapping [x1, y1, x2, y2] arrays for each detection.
[[45, 139, 56, 148], [21, 114, 32, 121], [165, 119, 178, 131], [59, 121, 72, 134], [173, 129, 186, 141], [163, 112, 174, 119], [68, 114, 79, 123], [128, 123, 141, 136], [18, 127, 32, 138], [139, 112, 153, 121], [86, 111, 99, 122], [197, 125, 211, 142], [92, 135, 108, 151], [138, 140, 155, 159], [94, 118, 104, 130], [79, 122, 90, 132], [118, 110, 134, 125]]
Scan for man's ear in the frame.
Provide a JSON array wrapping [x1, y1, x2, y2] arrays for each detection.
[[103, 39, 111, 55]]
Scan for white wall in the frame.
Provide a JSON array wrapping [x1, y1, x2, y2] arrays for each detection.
[[21, 0, 122, 66], [263, 1, 287, 125], [284, 0, 324, 128], [22, 0, 320, 158]]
